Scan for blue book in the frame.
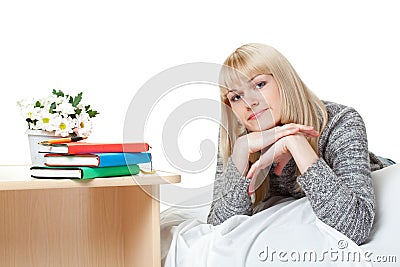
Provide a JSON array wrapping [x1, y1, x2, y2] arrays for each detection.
[[44, 152, 151, 167]]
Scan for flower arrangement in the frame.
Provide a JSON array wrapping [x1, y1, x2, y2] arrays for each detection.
[[17, 89, 99, 137]]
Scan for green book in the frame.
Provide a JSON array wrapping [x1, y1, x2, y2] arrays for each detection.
[[30, 164, 140, 179]]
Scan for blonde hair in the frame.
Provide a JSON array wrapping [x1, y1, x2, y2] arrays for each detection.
[[219, 43, 328, 204]]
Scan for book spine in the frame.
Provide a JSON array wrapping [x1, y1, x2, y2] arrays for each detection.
[[98, 153, 151, 167], [68, 143, 150, 154], [80, 165, 140, 179]]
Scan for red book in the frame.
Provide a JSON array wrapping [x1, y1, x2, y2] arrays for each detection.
[[38, 142, 150, 154]]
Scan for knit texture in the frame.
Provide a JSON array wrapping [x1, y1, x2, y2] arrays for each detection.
[[207, 101, 389, 245]]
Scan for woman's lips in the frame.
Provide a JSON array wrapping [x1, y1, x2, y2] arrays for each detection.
[[248, 108, 269, 120]]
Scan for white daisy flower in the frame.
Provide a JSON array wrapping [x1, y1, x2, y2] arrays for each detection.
[[53, 116, 75, 137], [74, 112, 93, 137], [55, 98, 75, 115], [17, 97, 35, 109], [35, 111, 58, 132]]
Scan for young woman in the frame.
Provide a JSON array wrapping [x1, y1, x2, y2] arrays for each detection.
[[207, 43, 393, 245]]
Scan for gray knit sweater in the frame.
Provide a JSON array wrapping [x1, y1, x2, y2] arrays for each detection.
[[207, 101, 389, 245]]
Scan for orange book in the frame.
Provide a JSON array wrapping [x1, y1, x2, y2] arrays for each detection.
[[38, 142, 150, 154]]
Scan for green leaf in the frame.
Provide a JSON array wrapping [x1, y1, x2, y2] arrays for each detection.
[[75, 107, 82, 115], [26, 118, 38, 127], [35, 101, 41, 107], [49, 102, 57, 113], [87, 109, 99, 118], [52, 89, 64, 97], [72, 92, 82, 107]]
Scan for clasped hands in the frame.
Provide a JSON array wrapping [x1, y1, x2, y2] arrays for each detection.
[[231, 123, 320, 182]]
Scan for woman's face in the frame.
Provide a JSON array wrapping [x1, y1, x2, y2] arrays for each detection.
[[226, 74, 281, 132]]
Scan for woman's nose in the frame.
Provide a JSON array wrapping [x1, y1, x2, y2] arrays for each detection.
[[244, 91, 260, 109]]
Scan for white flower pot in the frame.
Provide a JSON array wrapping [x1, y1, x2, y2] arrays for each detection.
[[26, 129, 60, 165]]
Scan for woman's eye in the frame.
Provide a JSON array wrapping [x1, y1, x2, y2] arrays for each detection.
[[255, 81, 266, 89], [230, 94, 242, 102]]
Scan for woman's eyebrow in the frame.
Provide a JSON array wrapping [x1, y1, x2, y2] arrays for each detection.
[[249, 74, 263, 83]]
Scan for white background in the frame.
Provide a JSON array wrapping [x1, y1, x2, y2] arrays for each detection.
[[1, 0, 399, 202]]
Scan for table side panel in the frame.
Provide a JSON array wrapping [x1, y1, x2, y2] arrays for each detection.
[[0, 187, 127, 267], [122, 185, 161, 267]]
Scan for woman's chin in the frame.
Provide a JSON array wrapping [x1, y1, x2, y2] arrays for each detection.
[[244, 118, 278, 132], [247, 125, 275, 132]]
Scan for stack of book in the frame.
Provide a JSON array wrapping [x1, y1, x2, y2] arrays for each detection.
[[30, 142, 152, 179]]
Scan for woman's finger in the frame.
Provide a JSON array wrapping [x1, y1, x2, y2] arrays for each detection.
[[246, 161, 259, 179], [256, 126, 298, 148], [299, 130, 320, 138], [273, 155, 292, 176], [279, 124, 319, 138], [246, 152, 272, 179], [301, 130, 320, 137], [245, 124, 319, 154], [275, 127, 300, 140], [280, 123, 313, 131]]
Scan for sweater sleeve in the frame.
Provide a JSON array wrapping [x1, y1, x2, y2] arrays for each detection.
[[297, 106, 375, 245], [207, 155, 253, 225]]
